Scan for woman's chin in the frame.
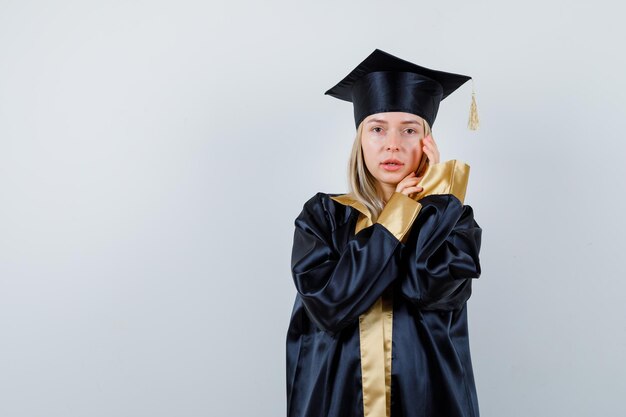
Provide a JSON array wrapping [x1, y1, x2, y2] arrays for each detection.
[[374, 172, 405, 186]]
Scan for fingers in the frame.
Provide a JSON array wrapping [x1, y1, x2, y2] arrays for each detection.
[[404, 185, 424, 198], [397, 174, 424, 196], [422, 134, 440, 164]]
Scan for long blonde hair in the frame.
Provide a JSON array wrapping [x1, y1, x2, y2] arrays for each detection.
[[346, 116, 432, 222]]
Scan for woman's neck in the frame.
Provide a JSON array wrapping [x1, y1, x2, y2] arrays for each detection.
[[377, 183, 395, 205]]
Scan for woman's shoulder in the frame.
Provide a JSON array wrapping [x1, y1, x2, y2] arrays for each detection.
[[296, 192, 356, 231], [300, 191, 352, 208]]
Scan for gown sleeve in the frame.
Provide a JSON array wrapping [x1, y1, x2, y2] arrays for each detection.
[[400, 160, 483, 310], [291, 191, 421, 335]]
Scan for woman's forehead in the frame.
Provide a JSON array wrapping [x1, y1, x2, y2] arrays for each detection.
[[364, 112, 424, 124]]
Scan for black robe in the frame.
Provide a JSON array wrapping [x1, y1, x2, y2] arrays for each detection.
[[286, 159, 483, 417]]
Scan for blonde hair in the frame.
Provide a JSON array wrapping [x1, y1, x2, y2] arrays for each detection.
[[346, 116, 432, 222]]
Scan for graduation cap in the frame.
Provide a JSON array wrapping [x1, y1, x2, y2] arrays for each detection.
[[324, 48, 479, 131]]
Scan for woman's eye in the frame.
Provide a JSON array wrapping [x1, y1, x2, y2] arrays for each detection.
[[406, 128, 416, 134], [372, 127, 383, 133]]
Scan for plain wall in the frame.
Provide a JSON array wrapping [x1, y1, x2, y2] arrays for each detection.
[[1, 0, 624, 416]]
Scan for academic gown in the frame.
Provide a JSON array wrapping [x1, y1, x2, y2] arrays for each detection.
[[286, 159, 483, 417]]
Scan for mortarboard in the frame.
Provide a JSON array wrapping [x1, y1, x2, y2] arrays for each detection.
[[324, 48, 479, 131]]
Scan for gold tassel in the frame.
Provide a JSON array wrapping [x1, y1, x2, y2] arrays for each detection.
[[468, 78, 479, 131]]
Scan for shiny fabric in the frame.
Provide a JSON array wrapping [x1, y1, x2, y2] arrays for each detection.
[[323, 48, 472, 129], [350, 71, 442, 131], [329, 159, 471, 417], [286, 184, 482, 417]]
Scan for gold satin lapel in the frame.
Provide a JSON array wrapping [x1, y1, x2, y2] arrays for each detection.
[[330, 194, 393, 417], [358, 293, 387, 417]]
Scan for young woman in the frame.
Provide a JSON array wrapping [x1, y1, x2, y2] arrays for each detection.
[[286, 49, 483, 417]]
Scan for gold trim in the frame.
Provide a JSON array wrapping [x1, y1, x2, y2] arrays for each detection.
[[376, 192, 422, 243], [416, 159, 470, 204], [358, 292, 387, 417]]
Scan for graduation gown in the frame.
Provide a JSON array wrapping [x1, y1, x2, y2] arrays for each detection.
[[286, 159, 483, 417]]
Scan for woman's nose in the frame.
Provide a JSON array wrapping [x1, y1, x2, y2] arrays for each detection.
[[385, 131, 401, 150]]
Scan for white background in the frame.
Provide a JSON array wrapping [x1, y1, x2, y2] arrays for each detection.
[[1, 1, 625, 416]]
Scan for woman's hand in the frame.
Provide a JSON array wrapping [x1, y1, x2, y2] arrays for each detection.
[[395, 134, 441, 198], [422, 134, 440, 164], [395, 172, 424, 197]]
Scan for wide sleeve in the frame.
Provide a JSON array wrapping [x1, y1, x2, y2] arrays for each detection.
[[291, 191, 421, 335], [400, 160, 483, 310]]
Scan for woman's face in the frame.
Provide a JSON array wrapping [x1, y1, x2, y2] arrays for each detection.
[[361, 111, 426, 188]]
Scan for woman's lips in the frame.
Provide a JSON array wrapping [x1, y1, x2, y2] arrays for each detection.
[[381, 162, 404, 172]]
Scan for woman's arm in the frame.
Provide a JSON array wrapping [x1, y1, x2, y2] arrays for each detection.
[[400, 195, 482, 309], [291, 191, 420, 335]]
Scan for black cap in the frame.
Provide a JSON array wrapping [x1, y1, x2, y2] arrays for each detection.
[[324, 48, 473, 129]]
